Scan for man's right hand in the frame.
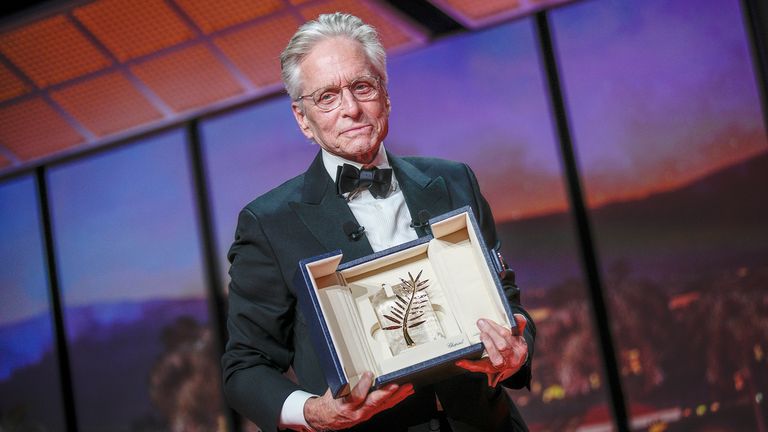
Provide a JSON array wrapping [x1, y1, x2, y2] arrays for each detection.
[[303, 372, 414, 431]]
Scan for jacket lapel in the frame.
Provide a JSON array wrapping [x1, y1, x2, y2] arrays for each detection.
[[389, 153, 452, 237], [289, 152, 375, 262]]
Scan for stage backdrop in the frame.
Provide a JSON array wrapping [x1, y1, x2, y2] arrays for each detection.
[[1, 0, 766, 430]]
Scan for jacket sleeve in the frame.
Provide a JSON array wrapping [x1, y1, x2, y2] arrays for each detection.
[[221, 207, 301, 431], [462, 163, 536, 391]]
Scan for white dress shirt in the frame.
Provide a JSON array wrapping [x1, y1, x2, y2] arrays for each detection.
[[279, 145, 418, 431]]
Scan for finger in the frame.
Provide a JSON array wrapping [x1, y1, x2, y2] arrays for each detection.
[[372, 383, 415, 411], [363, 383, 401, 407], [478, 319, 514, 360], [512, 314, 529, 365], [345, 371, 374, 407], [455, 358, 495, 374], [390, 383, 415, 402], [480, 334, 504, 367], [513, 314, 527, 337], [478, 319, 514, 345], [356, 382, 413, 424], [477, 324, 508, 368], [490, 368, 514, 388]]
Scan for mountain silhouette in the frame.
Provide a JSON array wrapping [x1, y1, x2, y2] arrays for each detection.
[[0, 297, 211, 432], [497, 151, 768, 291]]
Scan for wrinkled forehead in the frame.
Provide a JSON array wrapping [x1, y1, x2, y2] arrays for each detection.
[[299, 37, 378, 91]]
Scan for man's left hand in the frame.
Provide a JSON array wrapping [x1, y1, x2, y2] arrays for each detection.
[[455, 314, 528, 388]]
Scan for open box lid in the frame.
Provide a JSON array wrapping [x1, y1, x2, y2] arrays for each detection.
[[294, 206, 516, 397]]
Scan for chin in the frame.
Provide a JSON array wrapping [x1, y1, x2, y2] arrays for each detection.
[[343, 141, 380, 162]]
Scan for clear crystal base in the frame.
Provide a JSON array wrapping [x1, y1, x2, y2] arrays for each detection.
[[371, 270, 444, 356]]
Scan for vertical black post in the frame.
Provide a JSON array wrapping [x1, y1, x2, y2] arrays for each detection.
[[533, 12, 630, 432], [36, 167, 79, 432], [741, 0, 768, 131], [185, 120, 241, 432]]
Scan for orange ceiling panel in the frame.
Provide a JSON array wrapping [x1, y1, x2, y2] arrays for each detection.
[[74, 0, 195, 62], [0, 98, 84, 161], [175, 0, 285, 34], [0, 63, 30, 102], [299, 0, 415, 50], [51, 72, 163, 136], [289, 0, 314, 5], [214, 14, 301, 88], [0, 15, 112, 88], [131, 44, 244, 112], [439, 0, 522, 20], [429, 0, 578, 28]]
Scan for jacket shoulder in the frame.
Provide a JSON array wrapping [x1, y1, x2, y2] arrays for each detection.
[[241, 173, 304, 217], [400, 155, 468, 175]]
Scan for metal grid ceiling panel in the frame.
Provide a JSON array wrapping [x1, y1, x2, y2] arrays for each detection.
[[0, 0, 431, 175], [213, 14, 301, 89], [51, 72, 163, 136], [300, 0, 416, 50], [0, 15, 112, 88], [74, 0, 196, 62], [131, 44, 244, 112], [175, 0, 285, 34], [442, 0, 522, 20], [429, 0, 577, 28], [0, 98, 84, 160], [0, 63, 30, 102]]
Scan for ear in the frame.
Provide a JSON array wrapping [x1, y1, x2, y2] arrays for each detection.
[[292, 102, 315, 141], [380, 82, 391, 114]]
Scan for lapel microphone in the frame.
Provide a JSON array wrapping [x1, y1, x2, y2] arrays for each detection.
[[343, 221, 366, 241], [409, 210, 432, 232]]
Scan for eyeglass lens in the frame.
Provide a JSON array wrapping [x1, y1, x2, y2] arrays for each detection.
[[312, 77, 379, 111]]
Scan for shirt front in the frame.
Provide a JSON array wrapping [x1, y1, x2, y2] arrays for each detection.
[[320, 146, 419, 252], [279, 145, 419, 431]]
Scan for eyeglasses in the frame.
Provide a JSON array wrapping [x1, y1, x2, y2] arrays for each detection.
[[296, 76, 382, 112]]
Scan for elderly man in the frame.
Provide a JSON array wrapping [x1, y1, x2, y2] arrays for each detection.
[[222, 12, 535, 432]]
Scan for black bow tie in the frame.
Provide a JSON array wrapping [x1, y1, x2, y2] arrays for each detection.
[[335, 163, 393, 198]]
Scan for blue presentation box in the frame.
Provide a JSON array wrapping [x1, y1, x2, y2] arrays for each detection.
[[295, 206, 516, 398]]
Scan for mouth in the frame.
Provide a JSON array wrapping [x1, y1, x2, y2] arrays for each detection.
[[340, 125, 372, 135]]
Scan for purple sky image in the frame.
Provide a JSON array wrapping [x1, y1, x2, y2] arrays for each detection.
[[0, 176, 57, 380], [201, 97, 317, 287], [1, 0, 765, 376], [386, 20, 566, 222], [0, 176, 50, 326], [47, 129, 207, 308], [552, 0, 766, 206], [189, 0, 767, 289], [201, 19, 564, 285], [2, 3, 765, 427]]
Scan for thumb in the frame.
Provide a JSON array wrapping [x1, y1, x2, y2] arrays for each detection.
[[345, 371, 373, 406]]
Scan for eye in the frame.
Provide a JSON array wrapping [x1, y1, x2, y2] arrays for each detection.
[[315, 89, 339, 105], [352, 81, 374, 94]]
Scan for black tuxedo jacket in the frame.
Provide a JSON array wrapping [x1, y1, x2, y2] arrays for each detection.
[[222, 151, 535, 431]]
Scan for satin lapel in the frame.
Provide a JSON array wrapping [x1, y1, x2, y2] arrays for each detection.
[[289, 152, 375, 262], [389, 154, 452, 237]]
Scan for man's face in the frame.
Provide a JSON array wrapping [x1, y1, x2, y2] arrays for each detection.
[[291, 37, 389, 164]]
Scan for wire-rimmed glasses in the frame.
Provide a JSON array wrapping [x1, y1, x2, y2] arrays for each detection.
[[295, 75, 382, 112]]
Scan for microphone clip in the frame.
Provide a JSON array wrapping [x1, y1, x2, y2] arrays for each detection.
[[343, 221, 366, 241], [409, 210, 432, 234]]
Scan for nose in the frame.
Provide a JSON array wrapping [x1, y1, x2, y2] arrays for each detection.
[[339, 87, 362, 117]]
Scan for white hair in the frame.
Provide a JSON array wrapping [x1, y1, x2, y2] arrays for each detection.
[[280, 13, 388, 101]]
